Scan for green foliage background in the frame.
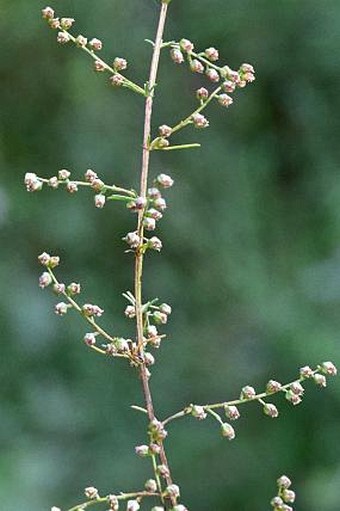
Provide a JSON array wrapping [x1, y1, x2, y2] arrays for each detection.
[[1, 1, 340, 510]]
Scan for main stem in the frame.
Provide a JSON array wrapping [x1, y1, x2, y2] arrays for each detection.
[[134, 2, 176, 508]]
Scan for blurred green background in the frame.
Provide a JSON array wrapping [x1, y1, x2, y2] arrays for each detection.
[[1, 0, 340, 510]]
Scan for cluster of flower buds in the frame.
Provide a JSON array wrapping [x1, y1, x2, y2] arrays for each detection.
[[149, 418, 168, 443], [105, 337, 132, 356], [270, 475, 296, 511]]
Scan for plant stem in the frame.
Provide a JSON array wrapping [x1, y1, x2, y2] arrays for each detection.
[[134, 2, 176, 508]]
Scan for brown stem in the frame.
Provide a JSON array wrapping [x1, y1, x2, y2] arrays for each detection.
[[134, 2, 176, 509]]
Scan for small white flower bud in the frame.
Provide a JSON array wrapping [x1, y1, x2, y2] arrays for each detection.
[[224, 404, 240, 420], [144, 352, 155, 366], [165, 484, 180, 498], [60, 18, 75, 30], [66, 181, 78, 193], [157, 173, 174, 188], [190, 59, 204, 74], [147, 325, 158, 338], [159, 125, 172, 137], [39, 272, 52, 289], [196, 87, 209, 100], [91, 178, 105, 192], [148, 236, 162, 251], [263, 403, 279, 418], [84, 487, 99, 499], [159, 303, 172, 315], [157, 464, 170, 478], [282, 489, 295, 503], [108, 494, 119, 510], [281, 506, 293, 511], [153, 311, 168, 324], [149, 419, 167, 441], [76, 35, 88, 47], [48, 176, 59, 188], [145, 479, 158, 493], [270, 496, 283, 508], [266, 380, 282, 393], [110, 74, 124, 87], [222, 80, 236, 93], [94, 60, 105, 72], [127, 500, 140, 511], [57, 32, 70, 44], [113, 57, 127, 71], [153, 197, 167, 211], [191, 405, 207, 420], [151, 507, 164, 511], [125, 305, 136, 318], [143, 217, 156, 231], [240, 385, 256, 400], [149, 443, 161, 455], [42, 7, 55, 19], [84, 169, 98, 182], [135, 445, 150, 457], [53, 283, 65, 294], [321, 361, 337, 376], [240, 63, 255, 74], [180, 38, 194, 53], [94, 194, 106, 208], [191, 112, 209, 129], [290, 381, 304, 395], [205, 47, 219, 61], [172, 506, 188, 511], [55, 302, 69, 316], [135, 197, 147, 209], [48, 18, 61, 30], [170, 48, 184, 64], [67, 282, 81, 295], [313, 373, 327, 387], [115, 338, 130, 352], [24, 172, 42, 192], [218, 94, 233, 107], [285, 390, 302, 405], [147, 208, 163, 221], [89, 38, 103, 51], [58, 169, 71, 180], [300, 365, 314, 378], [49, 256, 60, 268], [51, 507, 61, 511], [38, 252, 51, 266], [123, 232, 141, 248], [221, 422, 236, 440], [84, 333, 96, 346], [148, 187, 161, 199], [277, 475, 292, 489], [206, 68, 220, 82], [82, 304, 104, 317]]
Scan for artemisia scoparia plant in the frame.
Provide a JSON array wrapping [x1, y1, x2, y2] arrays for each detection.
[[24, 2, 337, 510]]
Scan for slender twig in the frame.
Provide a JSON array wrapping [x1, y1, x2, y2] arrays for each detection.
[[67, 491, 159, 511]]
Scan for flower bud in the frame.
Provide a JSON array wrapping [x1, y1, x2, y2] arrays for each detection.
[[285, 390, 302, 405], [281, 506, 293, 511], [313, 373, 327, 387], [82, 303, 104, 317], [67, 282, 81, 295], [124, 305, 136, 318], [221, 422, 236, 440], [157, 464, 170, 478], [49, 256, 60, 268], [263, 403, 279, 418], [143, 217, 156, 231], [190, 59, 204, 74], [127, 500, 140, 511], [148, 187, 161, 199], [191, 113, 209, 129], [55, 302, 69, 315], [48, 176, 59, 188], [58, 169, 71, 180], [153, 197, 167, 211], [76, 35, 88, 47], [147, 208, 163, 221], [60, 18, 75, 30], [149, 443, 161, 455], [89, 38, 103, 51], [115, 338, 131, 352], [180, 39, 194, 53], [224, 404, 240, 420], [94, 60, 105, 72], [110, 74, 124, 87], [124, 232, 141, 248], [84, 333, 96, 346], [48, 18, 61, 30], [300, 365, 314, 378], [321, 361, 337, 376], [42, 7, 55, 19], [153, 311, 168, 324], [205, 47, 219, 61], [91, 178, 105, 192], [151, 508, 164, 511], [94, 194, 106, 208], [108, 494, 119, 510], [113, 57, 127, 71], [222, 80, 236, 93], [240, 63, 255, 74], [149, 419, 167, 441], [159, 303, 172, 315], [157, 173, 174, 188], [266, 380, 282, 393], [270, 496, 283, 507], [144, 352, 155, 366], [165, 484, 180, 498], [172, 506, 188, 511], [53, 283, 66, 294], [145, 479, 158, 493], [158, 125, 172, 138], [240, 385, 256, 400], [289, 381, 304, 395], [135, 445, 150, 457], [206, 68, 220, 82], [38, 252, 51, 266], [282, 489, 295, 503], [148, 236, 163, 252], [277, 475, 292, 489], [24, 172, 43, 192], [196, 87, 209, 100], [191, 405, 207, 420], [57, 31, 70, 44], [39, 272, 52, 289], [218, 94, 233, 107], [66, 181, 78, 193], [85, 169, 98, 183], [147, 325, 158, 338], [170, 48, 184, 64]]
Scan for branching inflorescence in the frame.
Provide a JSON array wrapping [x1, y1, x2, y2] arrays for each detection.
[[25, 3, 337, 511]]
